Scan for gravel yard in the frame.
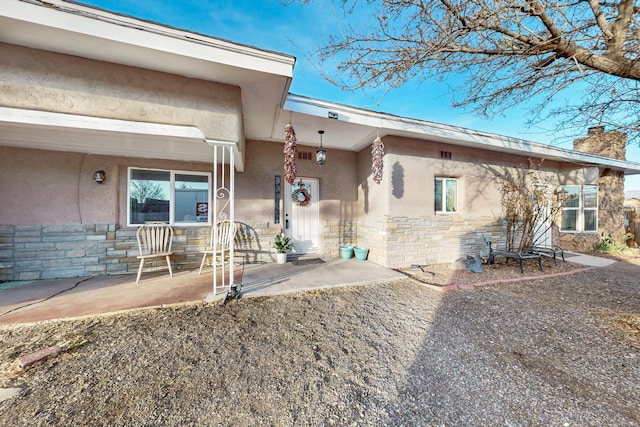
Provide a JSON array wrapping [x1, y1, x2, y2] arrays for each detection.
[[0, 254, 639, 426]]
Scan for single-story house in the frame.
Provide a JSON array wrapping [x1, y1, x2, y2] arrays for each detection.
[[2, 0, 640, 282]]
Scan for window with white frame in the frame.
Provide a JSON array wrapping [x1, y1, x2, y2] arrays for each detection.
[[128, 168, 211, 226], [559, 185, 598, 232], [435, 177, 457, 212]]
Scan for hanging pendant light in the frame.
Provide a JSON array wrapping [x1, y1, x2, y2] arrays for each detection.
[[316, 130, 327, 166]]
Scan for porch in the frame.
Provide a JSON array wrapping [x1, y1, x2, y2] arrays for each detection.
[[0, 257, 405, 325]]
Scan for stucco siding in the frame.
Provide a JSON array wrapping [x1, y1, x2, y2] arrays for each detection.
[[0, 140, 362, 279], [0, 146, 215, 226], [0, 42, 244, 145], [237, 139, 358, 257], [354, 135, 580, 267]]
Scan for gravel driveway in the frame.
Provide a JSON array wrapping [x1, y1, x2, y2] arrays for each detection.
[[1, 260, 639, 426]]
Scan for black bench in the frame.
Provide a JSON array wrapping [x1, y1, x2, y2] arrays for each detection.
[[526, 246, 565, 266], [487, 242, 543, 274]]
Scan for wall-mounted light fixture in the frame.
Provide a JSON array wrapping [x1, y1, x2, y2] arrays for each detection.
[[316, 130, 326, 166], [93, 170, 106, 184]]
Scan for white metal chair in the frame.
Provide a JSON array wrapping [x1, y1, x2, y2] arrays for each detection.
[[135, 222, 174, 283], [199, 220, 236, 275]]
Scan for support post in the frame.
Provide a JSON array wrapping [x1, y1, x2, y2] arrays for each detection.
[[205, 140, 236, 300]]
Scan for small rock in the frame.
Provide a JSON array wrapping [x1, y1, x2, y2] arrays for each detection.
[[465, 255, 484, 273], [16, 345, 63, 370], [0, 388, 21, 403]]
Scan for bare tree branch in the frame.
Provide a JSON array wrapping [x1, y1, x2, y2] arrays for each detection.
[[285, 0, 640, 143]]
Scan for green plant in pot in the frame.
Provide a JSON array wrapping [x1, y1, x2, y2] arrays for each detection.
[[274, 234, 293, 264]]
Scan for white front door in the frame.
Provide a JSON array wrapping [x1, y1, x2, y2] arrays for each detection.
[[284, 177, 320, 254]]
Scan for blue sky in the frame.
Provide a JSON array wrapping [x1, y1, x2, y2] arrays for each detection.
[[78, 0, 640, 190]]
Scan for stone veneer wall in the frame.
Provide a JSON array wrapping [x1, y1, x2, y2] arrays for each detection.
[[0, 224, 208, 282], [563, 127, 627, 251], [323, 220, 357, 257], [0, 222, 291, 282], [234, 222, 281, 265], [356, 215, 504, 268], [0, 221, 356, 282]]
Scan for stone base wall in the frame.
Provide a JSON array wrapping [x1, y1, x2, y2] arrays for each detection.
[[0, 224, 211, 282], [356, 215, 504, 268], [234, 221, 280, 265], [323, 220, 357, 257], [0, 221, 358, 282], [598, 169, 626, 243], [558, 233, 599, 252]]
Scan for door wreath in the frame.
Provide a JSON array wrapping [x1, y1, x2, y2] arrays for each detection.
[[292, 186, 311, 206]]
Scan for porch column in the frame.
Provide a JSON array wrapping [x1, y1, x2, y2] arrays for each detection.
[[205, 140, 236, 299]]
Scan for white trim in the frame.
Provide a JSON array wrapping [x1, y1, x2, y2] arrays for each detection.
[[0, 107, 215, 162], [285, 94, 640, 175], [126, 167, 213, 227], [4, 0, 295, 78], [205, 139, 244, 173], [0, 107, 205, 139]]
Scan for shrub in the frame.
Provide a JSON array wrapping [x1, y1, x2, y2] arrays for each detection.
[[594, 232, 631, 253]]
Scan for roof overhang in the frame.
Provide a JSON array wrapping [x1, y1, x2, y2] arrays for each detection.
[[0, 0, 295, 143], [3, 1, 639, 177], [0, 107, 243, 171], [283, 94, 640, 175]]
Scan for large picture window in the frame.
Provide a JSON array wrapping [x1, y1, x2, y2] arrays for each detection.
[[435, 177, 457, 212], [128, 168, 211, 226], [560, 185, 598, 232]]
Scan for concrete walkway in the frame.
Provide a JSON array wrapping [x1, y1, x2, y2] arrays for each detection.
[[562, 251, 617, 267], [0, 252, 616, 325], [0, 257, 405, 325]]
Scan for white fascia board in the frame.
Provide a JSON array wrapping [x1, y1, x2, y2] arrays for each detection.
[[0, 106, 205, 140], [285, 94, 640, 175], [6, 0, 295, 78]]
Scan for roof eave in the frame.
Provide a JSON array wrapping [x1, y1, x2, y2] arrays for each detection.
[[285, 94, 640, 175]]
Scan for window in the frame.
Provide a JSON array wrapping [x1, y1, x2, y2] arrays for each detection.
[[560, 185, 598, 232], [435, 178, 457, 212], [128, 168, 211, 226]]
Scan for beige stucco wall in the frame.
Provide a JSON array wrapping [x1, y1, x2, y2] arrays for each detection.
[[354, 135, 589, 267], [0, 146, 215, 226], [0, 146, 217, 280], [237, 139, 358, 257], [0, 141, 359, 230], [0, 42, 245, 155], [0, 146, 119, 224], [0, 140, 360, 279], [0, 146, 213, 226]]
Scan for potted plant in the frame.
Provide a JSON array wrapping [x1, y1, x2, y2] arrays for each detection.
[[274, 234, 293, 264]]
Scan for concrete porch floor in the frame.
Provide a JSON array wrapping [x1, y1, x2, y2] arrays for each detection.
[[0, 257, 405, 325]]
